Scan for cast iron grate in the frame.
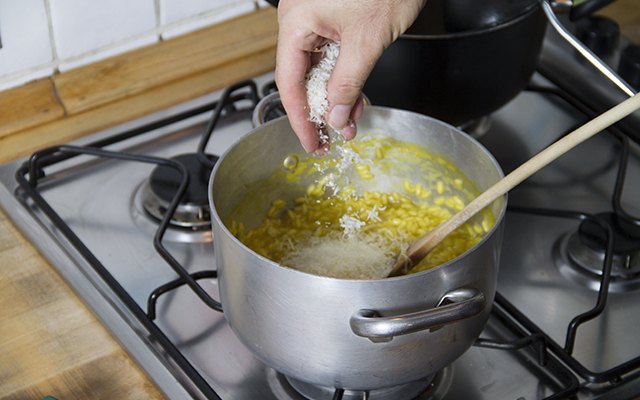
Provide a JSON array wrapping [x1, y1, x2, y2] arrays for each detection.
[[13, 76, 638, 399], [14, 80, 264, 400], [484, 80, 640, 391]]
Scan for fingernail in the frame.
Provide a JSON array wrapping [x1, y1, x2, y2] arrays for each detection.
[[315, 144, 330, 155], [340, 120, 357, 141], [328, 104, 352, 130], [351, 99, 365, 121]]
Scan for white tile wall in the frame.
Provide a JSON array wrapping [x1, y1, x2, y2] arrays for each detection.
[[161, 0, 239, 24], [50, 0, 158, 71], [0, 0, 267, 91], [0, 0, 54, 91], [160, 1, 256, 40]]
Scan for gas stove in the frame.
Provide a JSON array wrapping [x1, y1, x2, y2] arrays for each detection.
[[1, 11, 640, 400]]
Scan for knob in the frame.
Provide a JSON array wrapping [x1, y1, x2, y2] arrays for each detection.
[[618, 44, 640, 91], [576, 16, 620, 58]]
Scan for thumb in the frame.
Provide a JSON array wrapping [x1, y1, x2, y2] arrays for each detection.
[[326, 36, 385, 130]]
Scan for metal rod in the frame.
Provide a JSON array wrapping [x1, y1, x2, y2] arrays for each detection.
[[611, 134, 640, 225], [496, 288, 640, 383], [564, 215, 615, 354], [489, 297, 580, 398], [476, 334, 548, 365], [196, 80, 259, 167], [147, 270, 219, 320], [542, 0, 636, 97], [23, 145, 223, 312]]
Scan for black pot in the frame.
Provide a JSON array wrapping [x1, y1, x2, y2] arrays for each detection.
[[265, 0, 615, 125], [364, 0, 616, 125], [363, 1, 547, 125]]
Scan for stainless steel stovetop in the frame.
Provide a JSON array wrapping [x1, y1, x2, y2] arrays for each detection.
[[1, 14, 640, 400]]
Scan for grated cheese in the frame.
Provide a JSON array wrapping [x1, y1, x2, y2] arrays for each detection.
[[305, 41, 340, 140], [366, 205, 383, 222], [281, 233, 395, 279], [339, 214, 366, 237]]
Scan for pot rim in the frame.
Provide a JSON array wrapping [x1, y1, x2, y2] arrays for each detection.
[[401, 2, 541, 40], [208, 106, 507, 282]]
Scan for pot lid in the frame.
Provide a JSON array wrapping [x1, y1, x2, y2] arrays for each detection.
[[406, 0, 539, 35]]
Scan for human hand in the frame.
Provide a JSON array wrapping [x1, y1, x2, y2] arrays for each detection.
[[275, 0, 426, 153]]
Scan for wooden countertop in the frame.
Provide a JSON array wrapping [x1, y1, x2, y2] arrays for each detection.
[[0, 210, 165, 400], [0, 2, 638, 399]]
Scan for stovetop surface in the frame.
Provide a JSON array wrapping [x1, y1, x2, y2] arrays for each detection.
[[2, 24, 640, 400]]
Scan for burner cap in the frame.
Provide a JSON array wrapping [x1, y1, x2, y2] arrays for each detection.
[[142, 153, 218, 229], [578, 212, 640, 258], [266, 368, 452, 400], [149, 153, 217, 204], [560, 212, 640, 291]]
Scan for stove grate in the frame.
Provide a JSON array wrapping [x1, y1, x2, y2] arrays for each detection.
[[12, 80, 268, 400], [492, 82, 640, 389], [14, 77, 639, 399]]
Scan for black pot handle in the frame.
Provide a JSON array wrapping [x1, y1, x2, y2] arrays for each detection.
[[570, 0, 616, 21]]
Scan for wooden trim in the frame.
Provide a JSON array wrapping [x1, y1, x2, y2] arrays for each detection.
[[0, 79, 65, 139], [0, 7, 277, 163], [52, 8, 277, 115], [0, 48, 276, 163]]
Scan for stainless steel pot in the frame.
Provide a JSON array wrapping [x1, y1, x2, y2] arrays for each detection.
[[208, 106, 506, 390]]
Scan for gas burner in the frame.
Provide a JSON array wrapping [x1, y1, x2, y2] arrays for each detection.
[[266, 368, 453, 400], [140, 153, 217, 230], [555, 212, 640, 292], [457, 116, 492, 140]]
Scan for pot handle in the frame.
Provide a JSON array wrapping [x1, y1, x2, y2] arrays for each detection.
[[568, 0, 616, 21], [252, 91, 283, 128], [543, 0, 635, 97], [350, 288, 485, 343]]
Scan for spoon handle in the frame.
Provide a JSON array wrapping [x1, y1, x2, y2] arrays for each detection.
[[389, 91, 640, 277]]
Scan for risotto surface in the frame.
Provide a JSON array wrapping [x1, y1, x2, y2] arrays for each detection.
[[229, 134, 495, 279]]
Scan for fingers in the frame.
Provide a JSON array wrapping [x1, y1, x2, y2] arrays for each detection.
[[275, 22, 325, 152], [274, 0, 427, 152], [326, 33, 384, 137], [339, 95, 365, 141], [276, 42, 319, 152]]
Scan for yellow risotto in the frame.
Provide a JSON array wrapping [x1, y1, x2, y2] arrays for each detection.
[[228, 134, 495, 279]]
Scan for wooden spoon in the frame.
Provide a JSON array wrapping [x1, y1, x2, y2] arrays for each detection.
[[388, 92, 640, 277]]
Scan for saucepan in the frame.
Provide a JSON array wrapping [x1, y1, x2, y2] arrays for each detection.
[[265, 0, 616, 125], [208, 104, 506, 390]]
